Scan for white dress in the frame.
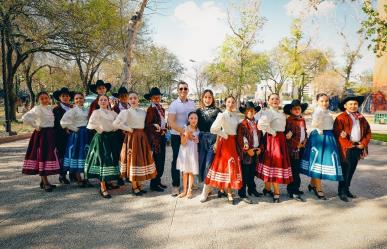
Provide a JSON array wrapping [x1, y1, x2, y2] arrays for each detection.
[[176, 127, 200, 175]]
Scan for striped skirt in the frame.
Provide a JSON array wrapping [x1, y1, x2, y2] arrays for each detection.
[[256, 132, 293, 184], [22, 128, 60, 176], [63, 127, 89, 173], [84, 131, 120, 181], [205, 135, 243, 190], [120, 129, 157, 182], [300, 130, 343, 181]]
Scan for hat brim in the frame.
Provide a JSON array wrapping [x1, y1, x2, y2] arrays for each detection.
[[283, 103, 308, 115], [339, 96, 364, 111], [239, 106, 261, 113], [144, 92, 163, 100], [53, 90, 75, 101], [89, 83, 112, 94]]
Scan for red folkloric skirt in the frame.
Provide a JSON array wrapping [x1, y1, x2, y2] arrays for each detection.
[[256, 132, 293, 184], [22, 128, 60, 176], [205, 135, 243, 190]]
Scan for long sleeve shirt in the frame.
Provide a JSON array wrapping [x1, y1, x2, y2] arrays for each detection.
[[60, 106, 89, 132], [210, 110, 240, 138], [311, 107, 334, 132], [22, 105, 55, 129], [87, 109, 117, 133], [258, 107, 286, 134], [113, 107, 147, 132]]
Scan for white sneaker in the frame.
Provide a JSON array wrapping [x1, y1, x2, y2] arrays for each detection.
[[199, 184, 212, 203], [171, 186, 180, 197]]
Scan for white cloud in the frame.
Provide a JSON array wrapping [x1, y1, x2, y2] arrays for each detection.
[[285, 0, 335, 18]]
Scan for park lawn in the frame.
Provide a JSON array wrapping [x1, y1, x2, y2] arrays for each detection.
[[372, 133, 387, 142], [0, 106, 34, 134]]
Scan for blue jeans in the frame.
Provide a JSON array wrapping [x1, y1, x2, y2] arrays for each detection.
[[198, 132, 216, 182]]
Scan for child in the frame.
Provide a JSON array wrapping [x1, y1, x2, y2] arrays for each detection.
[[22, 92, 60, 192], [84, 95, 120, 198], [201, 96, 243, 205], [236, 102, 264, 204], [112, 86, 130, 186], [284, 99, 308, 201], [257, 93, 293, 203], [52, 87, 74, 184], [113, 91, 157, 196], [176, 112, 200, 199], [333, 94, 371, 202], [112, 87, 130, 114], [301, 93, 343, 200], [144, 87, 168, 192], [88, 80, 112, 118], [60, 92, 91, 187]]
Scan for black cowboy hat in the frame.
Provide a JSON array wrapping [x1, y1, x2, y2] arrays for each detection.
[[89, 80, 112, 94], [112, 86, 129, 98], [144, 87, 163, 100], [239, 101, 261, 113], [338, 94, 365, 111], [283, 99, 308, 115], [52, 87, 75, 101]]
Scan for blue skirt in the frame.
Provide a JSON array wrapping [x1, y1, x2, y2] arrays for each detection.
[[198, 132, 216, 182], [63, 127, 89, 173], [300, 130, 343, 181]]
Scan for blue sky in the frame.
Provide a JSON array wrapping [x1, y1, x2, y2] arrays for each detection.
[[147, 0, 374, 80]]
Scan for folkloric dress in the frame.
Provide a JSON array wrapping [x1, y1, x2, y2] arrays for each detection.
[[84, 109, 120, 181], [176, 127, 200, 175], [300, 107, 343, 181], [205, 110, 243, 190], [22, 105, 60, 176], [256, 107, 293, 184], [113, 107, 157, 182], [60, 105, 89, 173]]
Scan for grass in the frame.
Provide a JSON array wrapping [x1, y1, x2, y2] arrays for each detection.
[[0, 106, 34, 134], [372, 133, 387, 142]]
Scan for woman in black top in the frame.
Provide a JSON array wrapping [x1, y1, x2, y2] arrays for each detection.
[[196, 89, 221, 182]]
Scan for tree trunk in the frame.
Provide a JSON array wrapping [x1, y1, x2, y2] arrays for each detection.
[[120, 0, 148, 88], [1, 27, 12, 133]]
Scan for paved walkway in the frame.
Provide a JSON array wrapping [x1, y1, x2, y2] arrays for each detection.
[[0, 139, 386, 249]]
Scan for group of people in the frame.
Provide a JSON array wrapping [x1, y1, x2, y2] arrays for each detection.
[[21, 80, 371, 204]]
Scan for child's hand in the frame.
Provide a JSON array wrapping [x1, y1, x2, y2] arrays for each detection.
[[35, 127, 40, 132], [154, 124, 161, 132], [192, 135, 199, 144], [247, 149, 255, 157], [286, 131, 293, 139], [340, 131, 347, 138], [357, 143, 365, 149]]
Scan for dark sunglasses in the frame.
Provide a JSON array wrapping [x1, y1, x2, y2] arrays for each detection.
[[179, 87, 188, 91]]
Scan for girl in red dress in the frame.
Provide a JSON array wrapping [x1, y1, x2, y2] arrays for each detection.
[[203, 96, 242, 205]]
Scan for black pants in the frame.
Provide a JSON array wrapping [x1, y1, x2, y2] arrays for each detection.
[[150, 136, 166, 187], [338, 148, 361, 195], [287, 157, 301, 194], [171, 134, 181, 187], [238, 159, 257, 198]]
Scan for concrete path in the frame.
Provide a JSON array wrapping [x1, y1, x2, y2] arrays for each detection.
[[0, 139, 386, 249]]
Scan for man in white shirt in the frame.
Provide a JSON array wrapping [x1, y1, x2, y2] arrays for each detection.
[[167, 81, 196, 196]]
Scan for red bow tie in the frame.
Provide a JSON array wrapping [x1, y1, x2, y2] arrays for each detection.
[[351, 112, 363, 120]]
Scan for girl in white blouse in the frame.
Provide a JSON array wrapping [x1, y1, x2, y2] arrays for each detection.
[[300, 93, 343, 200], [84, 95, 120, 198], [201, 96, 243, 205], [22, 92, 60, 192], [113, 91, 157, 196], [257, 93, 293, 203], [60, 93, 91, 187]]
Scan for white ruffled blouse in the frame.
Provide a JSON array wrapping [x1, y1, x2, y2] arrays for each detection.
[[257, 107, 286, 134], [22, 105, 55, 129], [210, 110, 240, 138], [87, 109, 117, 133], [60, 105, 89, 132], [311, 107, 334, 132], [113, 107, 146, 132]]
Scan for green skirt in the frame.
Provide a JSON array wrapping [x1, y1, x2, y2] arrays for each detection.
[[84, 131, 120, 181]]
